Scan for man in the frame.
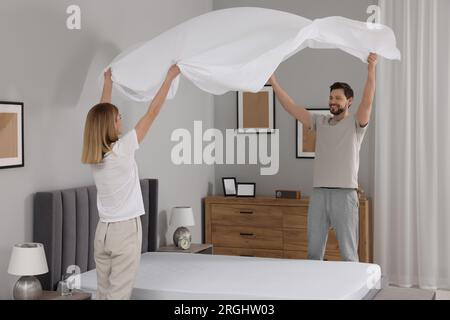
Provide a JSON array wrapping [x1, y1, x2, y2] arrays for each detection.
[[269, 53, 377, 261]]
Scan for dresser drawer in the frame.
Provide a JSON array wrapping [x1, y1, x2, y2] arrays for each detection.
[[325, 229, 341, 260], [284, 250, 308, 259], [325, 229, 339, 251], [211, 204, 283, 228], [211, 225, 282, 250], [283, 206, 308, 229], [284, 227, 308, 251], [285, 228, 341, 259], [214, 247, 283, 259], [324, 252, 341, 261]]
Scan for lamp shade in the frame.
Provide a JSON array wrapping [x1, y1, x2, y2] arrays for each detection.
[[8, 243, 48, 276], [170, 206, 195, 227]]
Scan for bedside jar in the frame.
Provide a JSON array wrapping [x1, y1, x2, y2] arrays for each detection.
[[56, 280, 71, 296], [57, 272, 75, 296]]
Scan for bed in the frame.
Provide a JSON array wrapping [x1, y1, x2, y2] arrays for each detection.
[[33, 179, 158, 291], [79, 252, 381, 300], [33, 178, 382, 300]]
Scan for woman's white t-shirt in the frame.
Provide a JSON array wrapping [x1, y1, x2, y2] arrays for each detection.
[[91, 129, 145, 222]]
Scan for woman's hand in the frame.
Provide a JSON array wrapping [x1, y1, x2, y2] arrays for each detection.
[[104, 68, 112, 83], [167, 64, 181, 81], [135, 64, 181, 144], [100, 68, 113, 103]]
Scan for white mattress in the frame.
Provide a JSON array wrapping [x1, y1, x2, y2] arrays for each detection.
[[80, 252, 381, 300]]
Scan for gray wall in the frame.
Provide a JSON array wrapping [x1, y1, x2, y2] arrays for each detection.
[[0, 0, 213, 299], [213, 0, 376, 198]]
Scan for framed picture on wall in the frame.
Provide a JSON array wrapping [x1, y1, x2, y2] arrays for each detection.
[[237, 85, 275, 134], [296, 108, 329, 159], [0, 101, 24, 169]]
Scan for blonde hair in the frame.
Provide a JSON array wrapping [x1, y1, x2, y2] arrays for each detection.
[[81, 103, 119, 164]]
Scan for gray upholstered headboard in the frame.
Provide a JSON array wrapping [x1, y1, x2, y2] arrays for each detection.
[[33, 179, 158, 290]]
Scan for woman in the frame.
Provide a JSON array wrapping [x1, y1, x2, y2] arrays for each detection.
[[81, 65, 180, 299]]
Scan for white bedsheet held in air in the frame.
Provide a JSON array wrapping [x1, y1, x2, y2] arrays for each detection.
[[106, 7, 401, 102]]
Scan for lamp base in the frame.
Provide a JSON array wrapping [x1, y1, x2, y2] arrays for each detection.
[[13, 276, 42, 300], [173, 227, 192, 247]]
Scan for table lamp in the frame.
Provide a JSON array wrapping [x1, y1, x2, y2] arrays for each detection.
[[8, 243, 49, 300], [170, 206, 195, 247]]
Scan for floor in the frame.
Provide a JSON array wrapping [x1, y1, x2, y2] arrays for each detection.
[[385, 285, 450, 300], [435, 290, 450, 300]]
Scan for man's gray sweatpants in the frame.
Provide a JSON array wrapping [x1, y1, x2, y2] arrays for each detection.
[[307, 188, 359, 262]]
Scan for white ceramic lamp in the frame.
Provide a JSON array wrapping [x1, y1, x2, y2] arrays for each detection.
[[170, 206, 195, 247], [8, 243, 49, 300]]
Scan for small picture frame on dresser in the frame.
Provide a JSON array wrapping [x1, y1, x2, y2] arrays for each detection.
[[222, 177, 237, 196], [236, 183, 256, 197]]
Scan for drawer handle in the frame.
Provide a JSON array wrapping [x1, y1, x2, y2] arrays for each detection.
[[240, 232, 256, 238], [240, 254, 254, 257], [239, 210, 254, 214]]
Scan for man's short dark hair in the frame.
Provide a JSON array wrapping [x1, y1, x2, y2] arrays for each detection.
[[330, 82, 354, 99]]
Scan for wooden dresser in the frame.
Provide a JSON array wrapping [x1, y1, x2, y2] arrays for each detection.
[[204, 196, 372, 262]]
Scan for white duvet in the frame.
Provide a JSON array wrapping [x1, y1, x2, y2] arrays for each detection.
[[106, 7, 401, 102]]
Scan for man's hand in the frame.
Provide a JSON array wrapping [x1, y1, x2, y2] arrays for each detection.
[[167, 64, 181, 81], [356, 53, 377, 127], [268, 72, 311, 130], [368, 53, 377, 71]]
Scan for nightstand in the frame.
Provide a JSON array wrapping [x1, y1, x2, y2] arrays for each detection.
[[157, 243, 213, 254], [38, 290, 92, 300]]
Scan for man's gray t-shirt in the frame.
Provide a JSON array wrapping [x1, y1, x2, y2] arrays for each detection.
[[310, 113, 368, 189]]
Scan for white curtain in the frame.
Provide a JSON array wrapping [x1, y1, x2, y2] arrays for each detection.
[[375, 0, 450, 289]]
